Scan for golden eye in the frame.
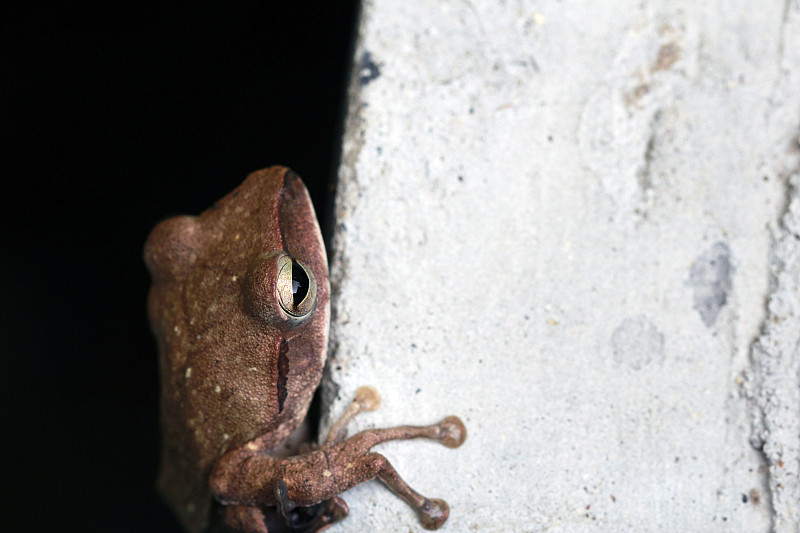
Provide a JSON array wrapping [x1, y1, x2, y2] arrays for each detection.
[[277, 255, 316, 319]]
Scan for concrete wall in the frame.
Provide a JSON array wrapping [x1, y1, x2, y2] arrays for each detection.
[[326, 1, 800, 531]]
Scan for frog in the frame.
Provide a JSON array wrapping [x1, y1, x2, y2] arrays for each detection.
[[144, 166, 466, 533]]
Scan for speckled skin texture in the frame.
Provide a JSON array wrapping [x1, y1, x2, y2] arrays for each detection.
[[145, 167, 330, 532], [146, 167, 466, 533]]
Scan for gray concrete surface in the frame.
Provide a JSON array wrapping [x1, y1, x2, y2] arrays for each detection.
[[324, 1, 800, 531]]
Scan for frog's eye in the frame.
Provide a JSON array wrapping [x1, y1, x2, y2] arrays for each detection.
[[277, 255, 316, 319]]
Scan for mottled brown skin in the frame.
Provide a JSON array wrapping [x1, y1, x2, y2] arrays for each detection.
[[145, 167, 466, 533]]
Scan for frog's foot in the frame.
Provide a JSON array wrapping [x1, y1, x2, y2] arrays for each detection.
[[211, 388, 466, 531], [321, 389, 466, 529], [318, 413, 467, 530]]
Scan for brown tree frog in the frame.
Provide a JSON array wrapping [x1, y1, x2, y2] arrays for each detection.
[[144, 167, 466, 532]]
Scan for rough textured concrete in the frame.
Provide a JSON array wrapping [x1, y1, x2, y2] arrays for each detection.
[[326, 1, 800, 531], [745, 174, 800, 531]]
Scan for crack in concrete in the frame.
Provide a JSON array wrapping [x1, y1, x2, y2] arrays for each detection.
[[745, 173, 800, 533], [636, 109, 662, 205], [324, 0, 372, 428]]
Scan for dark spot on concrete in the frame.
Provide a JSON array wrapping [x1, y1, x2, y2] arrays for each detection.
[[637, 112, 661, 195], [624, 83, 650, 107], [689, 242, 732, 327], [358, 51, 381, 86], [611, 315, 665, 370], [652, 42, 681, 72]]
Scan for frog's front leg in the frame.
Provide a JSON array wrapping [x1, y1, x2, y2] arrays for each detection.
[[210, 387, 466, 532]]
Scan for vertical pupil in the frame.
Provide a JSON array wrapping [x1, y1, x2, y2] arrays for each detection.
[[291, 260, 309, 306]]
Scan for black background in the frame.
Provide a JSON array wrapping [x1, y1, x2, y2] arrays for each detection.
[[5, 2, 359, 531]]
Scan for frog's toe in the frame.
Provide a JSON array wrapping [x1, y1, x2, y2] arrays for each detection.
[[418, 498, 449, 530], [354, 386, 381, 411], [437, 416, 467, 448]]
